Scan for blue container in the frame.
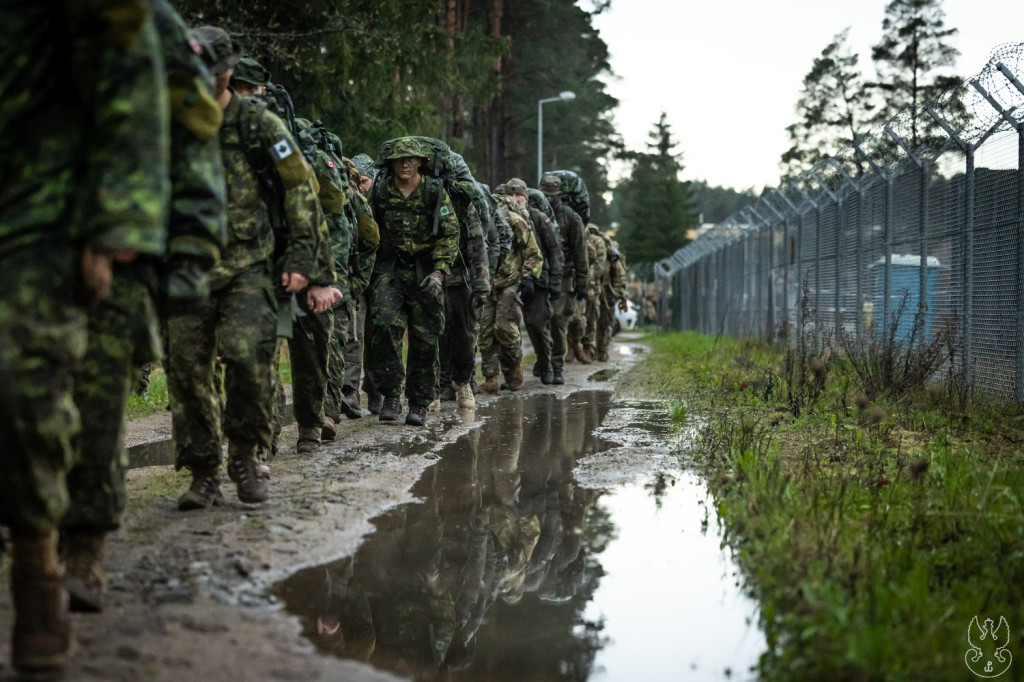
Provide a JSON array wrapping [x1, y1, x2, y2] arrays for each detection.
[[871, 255, 941, 342]]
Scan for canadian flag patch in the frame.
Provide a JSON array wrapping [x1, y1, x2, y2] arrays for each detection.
[[270, 139, 293, 161], [327, 160, 335, 168]]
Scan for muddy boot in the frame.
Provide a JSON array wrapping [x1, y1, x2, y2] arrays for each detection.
[[321, 416, 338, 442], [296, 425, 322, 454], [405, 404, 428, 426], [227, 441, 270, 503], [379, 396, 401, 422], [586, 346, 597, 363], [178, 465, 225, 511], [541, 368, 554, 385], [11, 529, 69, 675], [454, 382, 475, 409], [598, 349, 610, 362], [367, 391, 383, 415], [552, 369, 565, 385], [506, 363, 524, 391], [427, 398, 441, 412], [481, 375, 500, 394], [63, 530, 106, 613], [440, 384, 456, 401]]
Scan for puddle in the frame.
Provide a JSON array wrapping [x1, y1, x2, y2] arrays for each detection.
[[588, 368, 620, 382], [273, 391, 764, 680], [127, 438, 178, 469]]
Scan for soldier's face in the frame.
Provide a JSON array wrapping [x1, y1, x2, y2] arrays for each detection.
[[393, 157, 421, 182], [359, 175, 372, 194]]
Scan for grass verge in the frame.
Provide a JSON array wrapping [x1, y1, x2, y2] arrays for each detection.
[[628, 330, 1024, 681]]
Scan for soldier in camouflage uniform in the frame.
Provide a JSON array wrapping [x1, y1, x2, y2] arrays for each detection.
[[368, 138, 460, 427], [437, 152, 491, 410], [597, 236, 629, 361], [479, 179, 543, 394], [0, 2, 169, 673], [576, 223, 608, 362], [166, 26, 324, 508], [341, 153, 378, 413], [522, 189, 563, 384], [61, 0, 228, 615], [540, 175, 588, 384]]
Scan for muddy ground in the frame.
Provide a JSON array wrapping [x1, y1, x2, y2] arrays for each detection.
[[0, 335, 659, 681]]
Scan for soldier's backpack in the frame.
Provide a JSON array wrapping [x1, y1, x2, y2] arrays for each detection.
[[546, 169, 591, 225], [370, 136, 489, 237]]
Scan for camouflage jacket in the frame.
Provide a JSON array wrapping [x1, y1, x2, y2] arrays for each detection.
[[346, 187, 379, 299], [527, 206, 562, 292], [307, 142, 346, 287], [492, 195, 543, 291], [376, 176, 459, 275], [445, 201, 491, 294], [214, 93, 321, 288], [553, 200, 588, 293], [0, 1, 168, 258], [585, 227, 607, 299]]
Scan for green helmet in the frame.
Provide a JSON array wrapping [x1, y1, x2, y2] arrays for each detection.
[[351, 153, 375, 178], [190, 26, 242, 75], [232, 56, 270, 86]]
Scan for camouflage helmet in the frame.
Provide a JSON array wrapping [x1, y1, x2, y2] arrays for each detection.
[[504, 177, 529, 196], [190, 25, 242, 75], [351, 153, 375, 179], [539, 174, 562, 197], [232, 56, 270, 86], [384, 136, 429, 162]]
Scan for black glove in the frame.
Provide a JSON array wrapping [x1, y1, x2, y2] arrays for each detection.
[[574, 287, 587, 301], [548, 288, 561, 301], [519, 276, 535, 303]]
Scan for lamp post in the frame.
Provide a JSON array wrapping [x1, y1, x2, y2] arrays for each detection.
[[537, 90, 576, 184]]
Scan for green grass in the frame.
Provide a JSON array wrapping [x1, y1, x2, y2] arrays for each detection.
[[631, 331, 1024, 681]]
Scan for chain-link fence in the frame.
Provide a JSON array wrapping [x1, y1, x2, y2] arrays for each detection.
[[655, 43, 1024, 401]]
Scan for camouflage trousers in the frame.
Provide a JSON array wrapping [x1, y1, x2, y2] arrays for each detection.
[[0, 244, 86, 536], [290, 297, 334, 429], [522, 286, 554, 373], [323, 297, 352, 423], [368, 261, 445, 408], [439, 281, 479, 389], [165, 261, 277, 471], [550, 279, 584, 372], [580, 292, 600, 351], [596, 293, 615, 355], [342, 294, 365, 395], [65, 267, 160, 532], [479, 286, 523, 380]]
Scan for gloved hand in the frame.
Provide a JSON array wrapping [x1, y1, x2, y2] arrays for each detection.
[[420, 269, 445, 300], [574, 287, 587, 301], [519, 277, 535, 303], [548, 288, 561, 301]]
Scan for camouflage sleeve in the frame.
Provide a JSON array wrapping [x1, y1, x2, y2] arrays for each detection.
[[259, 110, 322, 279], [83, 9, 169, 256], [348, 192, 378, 299], [492, 202, 513, 258], [462, 203, 491, 294], [570, 211, 588, 292], [516, 215, 543, 282], [535, 213, 563, 291], [431, 191, 460, 274], [611, 259, 627, 299]]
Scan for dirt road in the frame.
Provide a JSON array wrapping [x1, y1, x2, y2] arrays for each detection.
[[0, 337, 649, 681]]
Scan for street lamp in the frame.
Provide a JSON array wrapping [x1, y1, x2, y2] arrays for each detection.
[[537, 90, 576, 184]]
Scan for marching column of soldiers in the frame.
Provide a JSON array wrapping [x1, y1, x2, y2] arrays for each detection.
[[0, 4, 630, 676]]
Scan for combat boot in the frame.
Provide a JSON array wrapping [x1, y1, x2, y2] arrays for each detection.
[[481, 375, 500, 394], [553, 369, 565, 385], [296, 425, 322, 454], [341, 388, 363, 419], [598, 349, 610, 362], [541, 369, 555, 385], [321, 416, 338, 442], [227, 440, 270, 503], [405, 405, 428, 426], [379, 396, 401, 421], [573, 344, 592, 364], [454, 382, 475, 409], [532, 363, 542, 377], [367, 392, 383, 415], [506, 363, 524, 391], [178, 465, 225, 511], [586, 346, 598, 363], [11, 529, 69, 675], [440, 384, 457, 401], [63, 530, 106, 613]]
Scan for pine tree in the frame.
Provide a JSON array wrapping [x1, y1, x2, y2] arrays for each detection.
[[871, 0, 960, 144], [614, 113, 697, 265], [781, 29, 871, 177]]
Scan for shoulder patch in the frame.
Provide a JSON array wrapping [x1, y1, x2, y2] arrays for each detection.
[[270, 138, 294, 162], [439, 205, 452, 217]]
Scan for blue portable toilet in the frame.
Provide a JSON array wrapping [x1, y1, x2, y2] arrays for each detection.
[[871, 255, 941, 342]]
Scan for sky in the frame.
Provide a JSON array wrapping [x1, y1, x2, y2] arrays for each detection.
[[588, 0, 1024, 192]]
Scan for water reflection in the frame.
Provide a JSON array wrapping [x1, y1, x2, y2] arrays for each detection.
[[273, 391, 763, 680]]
